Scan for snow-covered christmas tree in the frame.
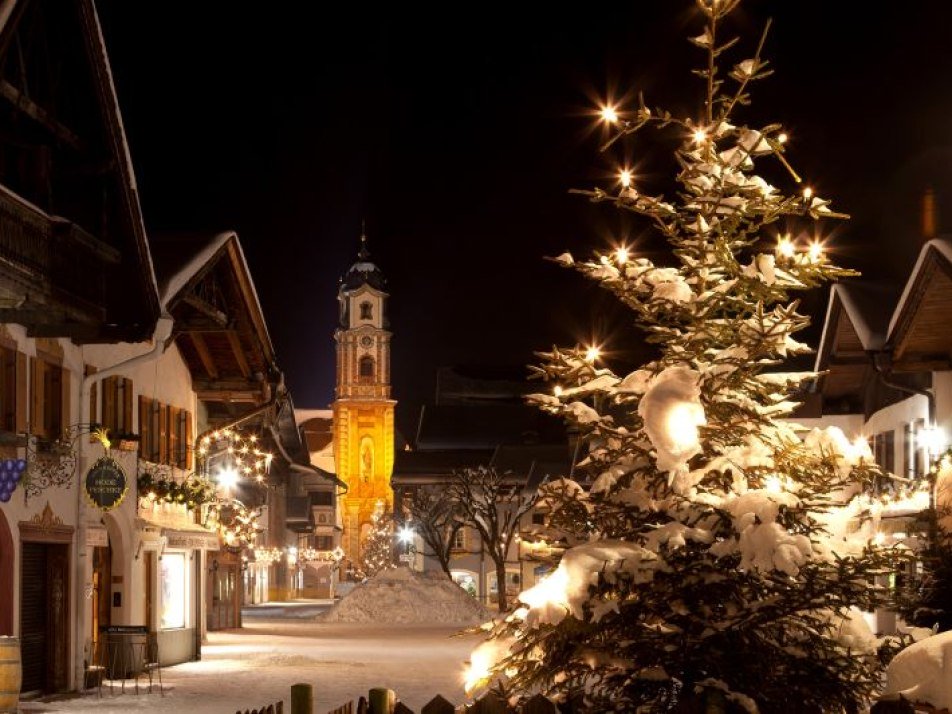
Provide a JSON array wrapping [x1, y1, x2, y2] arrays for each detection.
[[361, 499, 394, 578], [466, 1, 899, 711]]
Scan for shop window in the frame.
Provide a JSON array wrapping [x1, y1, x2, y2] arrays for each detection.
[[359, 356, 374, 382], [0, 346, 26, 434], [359, 301, 373, 320], [30, 356, 69, 440], [159, 552, 187, 630]]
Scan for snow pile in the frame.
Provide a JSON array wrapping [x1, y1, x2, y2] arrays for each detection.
[[884, 631, 952, 709], [321, 567, 491, 625]]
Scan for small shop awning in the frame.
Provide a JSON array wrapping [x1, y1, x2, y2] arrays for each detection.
[[136, 517, 220, 551]]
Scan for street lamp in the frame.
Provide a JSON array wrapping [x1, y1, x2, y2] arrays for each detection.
[[398, 525, 414, 565]]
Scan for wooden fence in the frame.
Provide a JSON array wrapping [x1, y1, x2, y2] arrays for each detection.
[[236, 702, 284, 714], [322, 690, 563, 714]]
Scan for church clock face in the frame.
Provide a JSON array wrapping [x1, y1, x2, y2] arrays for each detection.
[[360, 335, 374, 348]]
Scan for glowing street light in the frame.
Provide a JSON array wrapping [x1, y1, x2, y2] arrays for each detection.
[[217, 466, 239, 492], [398, 525, 414, 545]]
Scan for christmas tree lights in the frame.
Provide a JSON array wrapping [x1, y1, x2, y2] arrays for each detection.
[[467, 1, 900, 711]]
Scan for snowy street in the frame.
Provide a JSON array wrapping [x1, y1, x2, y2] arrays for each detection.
[[19, 605, 482, 714]]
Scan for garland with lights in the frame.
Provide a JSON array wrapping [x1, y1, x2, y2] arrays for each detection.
[[467, 2, 900, 711], [138, 471, 216, 510]]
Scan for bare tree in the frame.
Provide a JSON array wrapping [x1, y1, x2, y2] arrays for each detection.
[[451, 466, 540, 612], [406, 487, 464, 580]]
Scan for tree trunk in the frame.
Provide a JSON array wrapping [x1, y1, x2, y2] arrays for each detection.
[[494, 559, 508, 612]]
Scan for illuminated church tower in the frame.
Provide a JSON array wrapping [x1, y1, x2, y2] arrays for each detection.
[[333, 230, 395, 567]]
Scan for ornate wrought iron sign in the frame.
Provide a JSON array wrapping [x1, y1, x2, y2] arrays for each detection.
[[84, 456, 128, 510]]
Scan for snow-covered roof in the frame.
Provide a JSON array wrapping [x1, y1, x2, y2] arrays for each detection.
[[295, 408, 333, 423], [814, 282, 898, 372], [887, 237, 952, 338], [153, 231, 274, 356]]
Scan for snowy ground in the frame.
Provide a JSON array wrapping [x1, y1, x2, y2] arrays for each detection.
[[20, 604, 484, 714]]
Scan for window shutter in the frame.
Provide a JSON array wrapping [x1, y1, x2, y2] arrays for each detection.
[[30, 357, 45, 438], [168, 406, 179, 468], [102, 376, 117, 433], [1, 349, 14, 431], [122, 378, 133, 434], [59, 368, 70, 440], [158, 403, 169, 464], [85, 365, 98, 427], [138, 395, 151, 460], [185, 411, 193, 470], [15, 352, 27, 434]]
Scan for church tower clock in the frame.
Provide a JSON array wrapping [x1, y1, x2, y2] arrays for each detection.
[[332, 230, 395, 568]]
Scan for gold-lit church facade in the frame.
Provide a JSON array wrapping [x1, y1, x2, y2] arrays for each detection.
[[333, 234, 395, 567]]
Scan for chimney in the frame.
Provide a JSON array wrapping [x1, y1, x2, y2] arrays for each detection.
[[922, 186, 937, 241]]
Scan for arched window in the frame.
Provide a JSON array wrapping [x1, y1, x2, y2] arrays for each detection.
[[359, 301, 373, 320], [359, 356, 375, 382]]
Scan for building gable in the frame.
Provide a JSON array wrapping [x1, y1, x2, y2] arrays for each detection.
[[0, 0, 158, 341]]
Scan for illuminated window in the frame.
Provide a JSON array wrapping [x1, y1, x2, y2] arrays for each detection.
[[452, 528, 465, 551], [159, 552, 187, 629], [359, 301, 373, 320]]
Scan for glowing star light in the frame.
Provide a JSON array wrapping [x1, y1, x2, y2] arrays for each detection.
[[600, 105, 619, 124], [808, 241, 824, 263], [692, 128, 707, 144], [619, 169, 633, 188], [615, 246, 629, 264], [777, 235, 795, 259], [584, 346, 601, 363]]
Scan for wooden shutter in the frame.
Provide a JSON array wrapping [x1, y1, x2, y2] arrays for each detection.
[[30, 357, 45, 438], [138, 395, 151, 460], [1, 348, 14, 431], [168, 406, 179, 468], [59, 367, 70, 439], [122, 378, 133, 434], [85, 365, 98, 427], [15, 352, 27, 434], [185, 411, 193, 470], [102, 376, 117, 433], [158, 403, 169, 464]]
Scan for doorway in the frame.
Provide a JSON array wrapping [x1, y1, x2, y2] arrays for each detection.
[[207, 552, 240, 631], [19, 542, 70, 694], [90, 545, 112, 645]]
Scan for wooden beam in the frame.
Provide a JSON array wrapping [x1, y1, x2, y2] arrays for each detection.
[[195, 389, 260, 404], [892, 358, 952, 373], [182, 293, 229, 327], [0, 80, 82, 150], [192, 378, 262, 393], [189, 333, 219, 379], [227, 330, 251, 378]]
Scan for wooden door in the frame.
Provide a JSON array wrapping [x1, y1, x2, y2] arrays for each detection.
[[46, 544, 69, 692], [20, 542, 69, 694]]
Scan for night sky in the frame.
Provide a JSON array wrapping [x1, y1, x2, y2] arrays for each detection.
[[95, 2, 952, 437]]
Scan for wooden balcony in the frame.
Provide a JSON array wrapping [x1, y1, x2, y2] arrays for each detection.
[[0, 185, 121, 335]]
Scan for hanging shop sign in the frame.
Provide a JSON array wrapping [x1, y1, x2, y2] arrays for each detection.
[[84, 456, 128, 510]]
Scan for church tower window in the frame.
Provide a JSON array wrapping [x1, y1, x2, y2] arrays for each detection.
[[359, 356, 375, 382], [360, 301, 373, 320]]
